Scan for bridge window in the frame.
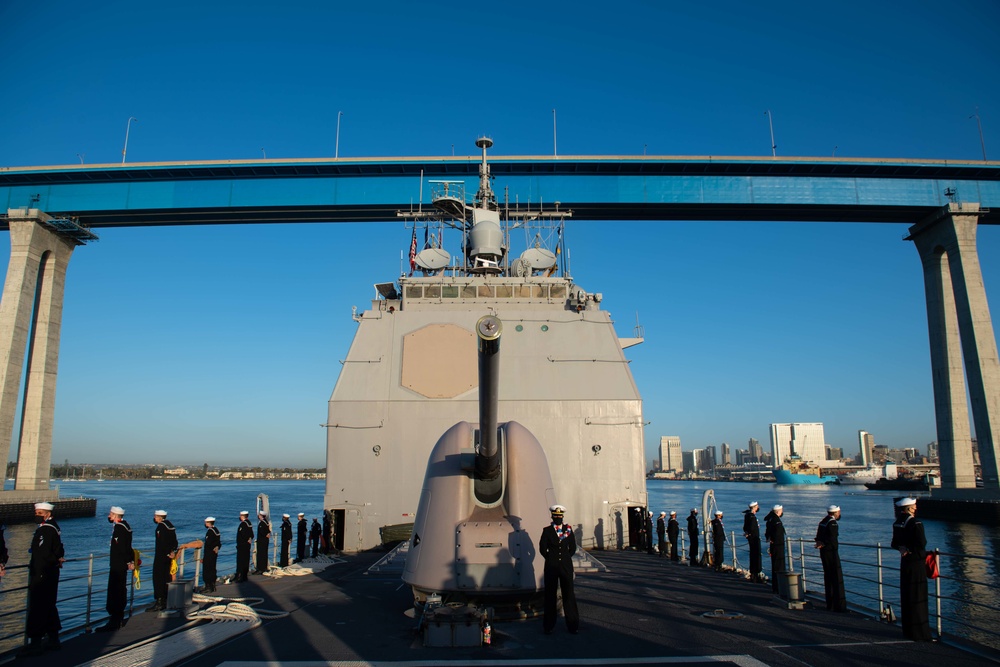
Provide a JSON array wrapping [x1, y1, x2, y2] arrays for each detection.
[[478, 286, 494, 298], [425, 285, 441, 298], [442, 286, 459, 299], [496, 286, 513, 298], [406, 285, 422, 299]]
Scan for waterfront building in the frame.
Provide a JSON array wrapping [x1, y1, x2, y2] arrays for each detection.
[[769, 422, 827, 465], [659, 436, 682, 474], [859, 430, 875, 466], [721, 443, 731, 466], [749, 438, 763, 460]]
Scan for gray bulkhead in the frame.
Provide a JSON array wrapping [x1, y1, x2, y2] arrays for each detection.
[[324, 275, 647, 551]]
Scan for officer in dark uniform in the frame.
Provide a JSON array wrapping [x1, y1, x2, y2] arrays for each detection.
[[687, 508, 700, 566], [656, 511, 667, 557], [667, 511, 680, 562], [309, 519, 321, 557], [255, 512, 271, 574], [322, 512, 332, 554], [98, 506, 133, 632], [711, 510, 726, 571], [236, 510, 253, 582], [644, 511, 655, 554], [22, 502, 64, 655], [743, 501, 762, 582], [295, 513, 307, 563], [764, 504, 786, 593], [202, 517, 221, 593], [539, 504, 579, 635], [147, 509, 177, 612], [815, 504, 846, 612], [891, 497, 932, 640], [279, 514, 293, 567]]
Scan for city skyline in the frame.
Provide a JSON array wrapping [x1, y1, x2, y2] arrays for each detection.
[[1, 2, 998, 467]]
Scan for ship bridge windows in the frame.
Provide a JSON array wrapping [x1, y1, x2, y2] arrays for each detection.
[[402, 281, 566, 303]]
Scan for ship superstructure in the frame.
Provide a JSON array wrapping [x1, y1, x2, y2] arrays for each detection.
[[324, 138, 647, 552]]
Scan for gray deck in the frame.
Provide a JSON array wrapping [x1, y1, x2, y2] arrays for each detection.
[[15, 550, 997, 667]]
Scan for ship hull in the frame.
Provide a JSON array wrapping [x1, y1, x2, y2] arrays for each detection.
[[773, 468, 840, 485]]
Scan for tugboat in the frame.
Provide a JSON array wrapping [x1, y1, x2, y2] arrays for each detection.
[[323, 138, 648, 553]]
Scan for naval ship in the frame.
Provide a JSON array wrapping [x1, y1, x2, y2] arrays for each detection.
[[324, 138, 647, 553]]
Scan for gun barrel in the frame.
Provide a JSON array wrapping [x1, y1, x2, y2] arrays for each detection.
[[475, 315, 502, 481]]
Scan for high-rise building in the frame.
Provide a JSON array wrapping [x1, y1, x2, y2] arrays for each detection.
[[721, 442, 731, 466], [659, 436, 682, 473], [770, 422, 827, 464], [704, 445, 717, 471], [748, 438, 763, 460], [858, 430, 875, 466], [682, 450, 695, 474]]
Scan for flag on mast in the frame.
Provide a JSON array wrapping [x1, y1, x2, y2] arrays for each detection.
[[408, 227, 418, 276]]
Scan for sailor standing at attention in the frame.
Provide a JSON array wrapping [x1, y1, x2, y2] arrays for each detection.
[[309, 519, 321, 558], [147, 510, 177, 612], [235, 511, 253, 582], [295, 513, 307, 563], [763, 504, 786, 594], [711, 510, 726, 571], [202, 517, 221, 593], [891, 497, 933, 641], [656, 511, 667, 557], [815, 504, 847, 612], [539, 504, 580, 635], [255, 512, 271, 574], [743, 501, 762, 582], [667, 511, 680, 562], [22, 502, 64, 656], [279, 514, 293, 567], [687, 508, 700, 566], [97, 506, 133, 632]]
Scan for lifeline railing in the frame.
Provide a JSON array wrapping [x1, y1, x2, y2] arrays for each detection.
[[716, 532, 1000, 653], [0, 544, 204, 658], [636, 529, 999, 652]]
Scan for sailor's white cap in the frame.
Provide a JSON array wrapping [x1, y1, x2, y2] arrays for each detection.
[[895, 497, 917, 507], [154, 510, 167, 517], [827, 505, 841, 513], [282, 513, 290, 518], [549, 504, 566, 515], [298, 513, 305, 517], [240, 510, 249, 515], [715, 510, 723, 515], [773, 504, 783, 511], [748, 501, 759, 508], [659, 511, 666, 516], [110, 506, 125, 515], [34, 502, 54, 511], [691, 508, 697, 512], [648, 511, 653, 516], [205, 516, 216, 522], [259, 512, 268, 518], [669, 511, 676, 515]]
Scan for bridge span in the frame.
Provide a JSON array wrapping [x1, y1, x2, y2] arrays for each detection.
[[0, 154, 998, 501], [1, 155, 999, 226]]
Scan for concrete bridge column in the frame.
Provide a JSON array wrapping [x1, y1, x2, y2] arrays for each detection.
[[0, 209, 76, 492], [908, 203, 1000, 489]]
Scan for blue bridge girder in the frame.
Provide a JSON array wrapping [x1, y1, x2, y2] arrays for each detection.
[[1, 155, 998, 227]]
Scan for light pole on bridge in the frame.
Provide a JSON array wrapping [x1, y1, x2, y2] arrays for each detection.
[[764, 110, 776, 157], [970, 107, 988, 161], [121, 116, 138, 165], [336, 111, 344, 159]]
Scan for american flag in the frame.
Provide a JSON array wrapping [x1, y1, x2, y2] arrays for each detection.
[[408, 227, 417, 276]]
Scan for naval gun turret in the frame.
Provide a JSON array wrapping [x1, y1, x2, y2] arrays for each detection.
[[402, 315, 557, 616]]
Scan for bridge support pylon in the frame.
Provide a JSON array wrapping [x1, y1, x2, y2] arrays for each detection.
[[0, 209, 86, 493], [907, 203, 1000, 489]]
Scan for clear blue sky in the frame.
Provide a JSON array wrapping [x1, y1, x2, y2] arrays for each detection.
[[0, 1, 998, 467]]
